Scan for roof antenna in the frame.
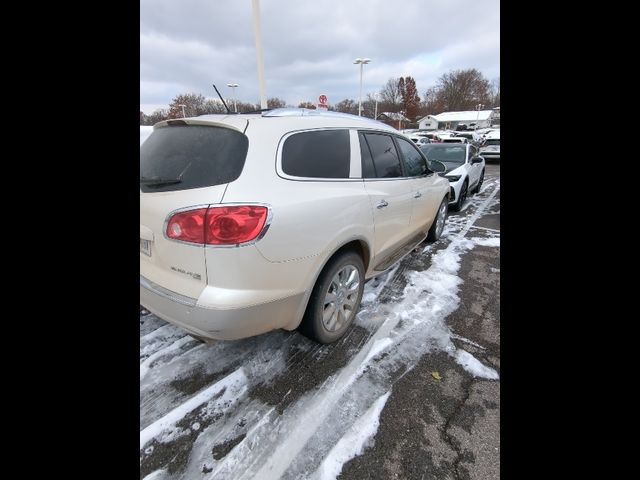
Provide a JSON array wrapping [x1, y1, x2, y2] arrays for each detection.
[[212, 84, 233, 114]]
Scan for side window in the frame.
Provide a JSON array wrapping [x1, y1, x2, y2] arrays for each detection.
[[359, 133, 377, 178], [396, 137, 429, 177], [362, 133, 402, 178], [470, 146, 478, 159], [282, 129, 350, 178]]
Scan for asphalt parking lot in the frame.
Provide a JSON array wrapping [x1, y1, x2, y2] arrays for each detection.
[[140, 162, 500, 480]]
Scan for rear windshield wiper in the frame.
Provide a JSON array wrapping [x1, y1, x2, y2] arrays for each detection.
[[140, 176, 182, 187]]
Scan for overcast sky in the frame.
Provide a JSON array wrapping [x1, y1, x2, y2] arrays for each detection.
[[140, 0, 499, 114]]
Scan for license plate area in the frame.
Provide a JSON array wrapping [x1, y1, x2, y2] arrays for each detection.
[[140, 239, 152, 257]]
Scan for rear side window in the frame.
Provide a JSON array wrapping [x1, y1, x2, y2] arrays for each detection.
[[140, 125, 248, 193], [362, 133, 402, 178], [282, 129, 350, 178]]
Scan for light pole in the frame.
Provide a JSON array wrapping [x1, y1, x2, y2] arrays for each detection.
[[251, 0, 267, 109], [354, 58, 371, 116], [178, 104, 186, 118], [475, 103, 484, 129], [374, 92, 379, 120], [227, 83, 239, 112]]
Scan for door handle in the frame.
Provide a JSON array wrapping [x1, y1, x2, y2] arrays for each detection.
[[377, 200, 389, 209], [414, 192, 422, 198]]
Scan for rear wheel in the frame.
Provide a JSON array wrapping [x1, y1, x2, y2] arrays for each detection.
[[299, 250, 365, 344], [427, 197, 448, 242]]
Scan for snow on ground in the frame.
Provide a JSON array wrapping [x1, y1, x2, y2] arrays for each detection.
[[313, 391, 391, 480], [139, 176, 500, 479]]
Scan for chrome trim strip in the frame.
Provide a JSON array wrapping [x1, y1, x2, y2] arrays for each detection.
[[140, 275, 198, 307]]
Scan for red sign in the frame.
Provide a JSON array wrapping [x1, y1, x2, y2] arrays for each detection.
[[318, 94, 328, 109]]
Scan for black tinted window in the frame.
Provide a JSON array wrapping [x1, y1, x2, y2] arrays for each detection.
[[363, 133, 402, 178], [140, 125, 248, 192], [282, 130, 350, 178], [396, 137, 429, 176], [359, 133, 377, 178]]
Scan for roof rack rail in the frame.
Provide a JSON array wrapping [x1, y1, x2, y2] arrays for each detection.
[[262, 108, 382, 123]]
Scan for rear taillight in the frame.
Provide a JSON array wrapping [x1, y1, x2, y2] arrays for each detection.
[[166, 205, 269, 246], [166, 208, 208, 244]]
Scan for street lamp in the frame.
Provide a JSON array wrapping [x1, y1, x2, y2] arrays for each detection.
[[374, 92, 379, 120], [354, 58, 371, 116], [178, 104, 186, 118], [475, 103, 484, 130], [227, 83, 239, 112]]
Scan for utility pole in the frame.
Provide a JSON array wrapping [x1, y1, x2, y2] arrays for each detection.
[[251, 0, 268, 109]]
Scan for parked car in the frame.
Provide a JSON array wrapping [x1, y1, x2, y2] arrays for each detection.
[[408, 134, 431, 146], [479, 130, 500, 160], [140, 108, 450, 344], [439, 134, 467, 144], [453, 131, 483, 146], [420, 143, 485, 211]]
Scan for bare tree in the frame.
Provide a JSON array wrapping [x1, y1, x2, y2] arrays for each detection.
[[168, 93, 208, 118], [143, 109, 169, 125], [432, 69, 492, 112], [333, 99, 358, 115], [202, 99, 228, 114], [490, 77, 500, 107], [297, 101, 316, 109], [379, 77, 403, 112], [267, 97, 286, 109]]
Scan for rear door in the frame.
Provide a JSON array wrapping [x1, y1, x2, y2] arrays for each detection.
[[140, 122, 249, 298], [359, 132, 414, 268]]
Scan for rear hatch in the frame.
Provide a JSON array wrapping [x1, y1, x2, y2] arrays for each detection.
[[140, 120, 249, 298]]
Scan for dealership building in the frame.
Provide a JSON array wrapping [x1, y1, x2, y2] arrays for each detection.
[[418, 108, 500, 130]]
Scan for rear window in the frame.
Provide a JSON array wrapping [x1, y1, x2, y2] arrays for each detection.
[[140, 125, 248, 193], [282, 129, 350, 178], [484, 139, 500, 146]]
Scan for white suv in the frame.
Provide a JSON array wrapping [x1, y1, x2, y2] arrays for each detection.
[[140, 108, 450, 343]]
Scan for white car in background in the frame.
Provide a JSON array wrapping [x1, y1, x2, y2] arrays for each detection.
[[408, 134, 431, 146], [480, 130, 500, 160], [420, 143, 485, 211]]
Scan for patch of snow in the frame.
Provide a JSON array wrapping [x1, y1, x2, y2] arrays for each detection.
[[141, 469, 168, 480], [451, 334, 486, 350], [314, 391, 391, 480], [140, 368, 248, 449], [454, 349, 499, 379], [140, 335, 195, 379], [471, 237, 500, 247], [362, 337, 393, 365]]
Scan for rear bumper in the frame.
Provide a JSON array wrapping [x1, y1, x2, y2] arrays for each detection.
[[140, 275, 306, 341]]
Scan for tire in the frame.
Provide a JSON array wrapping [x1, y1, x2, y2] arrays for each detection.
[[473, 169, 485, 194], [299, 250, 365, 344], [453, 179, 468, 211], [427, 197, 448, 242]]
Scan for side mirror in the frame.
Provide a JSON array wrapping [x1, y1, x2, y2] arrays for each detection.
[[471, 156, 484, 164], [429, 160, 447, 173]]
